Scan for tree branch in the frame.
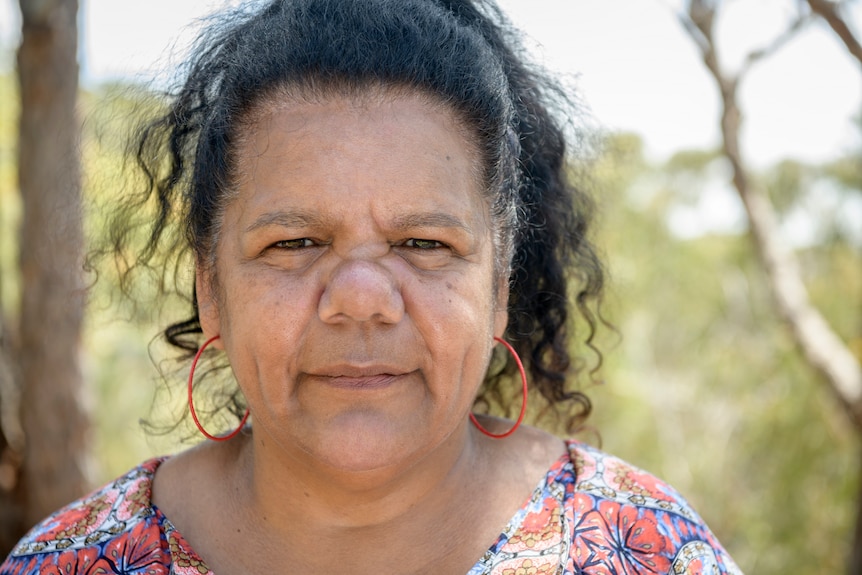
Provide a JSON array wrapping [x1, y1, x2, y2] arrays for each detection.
[[740, 14, 812, 76], [680, 3, 737, 103], [677, 2, 862, 431], [677, 11, 711, 55], [807, 0, 862, 65]]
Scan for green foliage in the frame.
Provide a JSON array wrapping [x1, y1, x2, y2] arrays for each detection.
[[764, 159, 809, 215], [665, 147, 723, 175], [0, 73, 20, 323], [76, 85, 192, 476], [823, 155, 862, 191], [586, 132, 860, 573]]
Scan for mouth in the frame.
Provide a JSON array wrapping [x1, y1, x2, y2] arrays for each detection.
[[308, 365, 414, 390], [322, 374, 405, 389]]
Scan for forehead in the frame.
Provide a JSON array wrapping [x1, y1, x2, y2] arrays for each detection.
[[228, 91, 488, 227], [236, 87, 481, 169]]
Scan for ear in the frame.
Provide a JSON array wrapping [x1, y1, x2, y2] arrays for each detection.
[[196, 264, 223, 349], [493, 275, 510, 340]]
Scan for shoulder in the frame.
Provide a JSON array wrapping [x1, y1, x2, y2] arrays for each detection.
[[1, 458, 171, 575], [565, 440, 701, 517], [559, 440, 744, 574]]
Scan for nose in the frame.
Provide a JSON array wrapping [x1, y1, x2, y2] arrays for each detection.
[[318, 260, 404, 324]]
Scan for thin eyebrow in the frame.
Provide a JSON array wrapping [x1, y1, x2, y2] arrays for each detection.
[[244, 210, 325, 233], [244, 209, 475, 237], [390, 212, 473, 235]]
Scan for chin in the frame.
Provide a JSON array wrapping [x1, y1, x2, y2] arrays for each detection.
[[303, 413, 431, 475]]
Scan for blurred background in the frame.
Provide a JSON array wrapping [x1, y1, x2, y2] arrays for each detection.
[[0, 0, 860, 572]]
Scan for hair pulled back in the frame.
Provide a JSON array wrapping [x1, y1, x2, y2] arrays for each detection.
[[111, 0, 605, 433]]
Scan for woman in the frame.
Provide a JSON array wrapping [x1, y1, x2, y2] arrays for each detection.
[[2, 0, 742, 573]]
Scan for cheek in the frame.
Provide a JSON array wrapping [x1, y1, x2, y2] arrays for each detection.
[[406, 275, 492, 334], [401, 272, 498, 396], [223, 273, 327, 418], [217, 267, 321, 373]]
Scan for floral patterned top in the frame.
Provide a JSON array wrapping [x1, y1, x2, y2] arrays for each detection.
[[1, 441, 742, 574]]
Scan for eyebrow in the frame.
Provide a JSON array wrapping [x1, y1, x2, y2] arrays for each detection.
[[245, 209, 474, 235], [244, 210, 325, 233], [390, 212, 473, 234]]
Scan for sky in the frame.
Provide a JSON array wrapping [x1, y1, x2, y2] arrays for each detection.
[[1, 0, 859, 168]]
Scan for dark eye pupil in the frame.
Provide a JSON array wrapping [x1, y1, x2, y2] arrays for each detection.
[[279, 239, 306, 248], [414, 239, 436, 249]]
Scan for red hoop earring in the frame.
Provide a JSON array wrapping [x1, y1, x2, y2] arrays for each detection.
[[470, 336, 527, 439], [188, 335, 250, 441]]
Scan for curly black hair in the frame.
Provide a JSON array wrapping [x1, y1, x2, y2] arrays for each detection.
[[103, 0, 605, 435]]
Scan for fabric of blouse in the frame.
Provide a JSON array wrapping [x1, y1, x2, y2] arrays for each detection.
[[0, 440, 743, 575]]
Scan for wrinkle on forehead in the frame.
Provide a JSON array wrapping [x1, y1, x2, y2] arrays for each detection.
[[231, 82, 485, 191]]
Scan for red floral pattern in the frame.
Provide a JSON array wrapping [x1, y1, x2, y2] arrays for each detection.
[[1, 442, 742, 574]]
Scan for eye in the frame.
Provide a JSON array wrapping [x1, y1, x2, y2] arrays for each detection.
[[404, 238, 444, 250], [272, 238, 314, 249]]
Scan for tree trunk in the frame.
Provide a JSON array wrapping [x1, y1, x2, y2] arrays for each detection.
[[0, 316, 23, 554], [15, 0, 89, 531], [852, 447, 862, 575]]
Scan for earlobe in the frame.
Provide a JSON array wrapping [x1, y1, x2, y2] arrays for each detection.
[[493, 308, 509, 340], [195, 267, 222, 347]]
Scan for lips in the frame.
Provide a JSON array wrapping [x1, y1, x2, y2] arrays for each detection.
[[306, 364, 415, 390], [322, 374, 404, 389]]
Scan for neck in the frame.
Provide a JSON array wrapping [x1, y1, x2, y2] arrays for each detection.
[[233, 420, 486, 533], [175, 419, 565, 574]]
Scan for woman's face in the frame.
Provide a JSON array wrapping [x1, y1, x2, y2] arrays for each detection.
[[197, 92, 508, 474]]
